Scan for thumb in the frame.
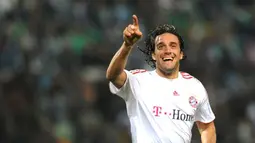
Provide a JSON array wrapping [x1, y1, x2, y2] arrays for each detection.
[[132, 15, 139, 27]]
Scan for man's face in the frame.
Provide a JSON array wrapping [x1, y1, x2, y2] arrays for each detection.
[[152, 33, 183, 74]]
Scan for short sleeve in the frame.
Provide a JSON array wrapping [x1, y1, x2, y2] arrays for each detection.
[[194, 82, 215, 123], [109, 70, 139, 101]]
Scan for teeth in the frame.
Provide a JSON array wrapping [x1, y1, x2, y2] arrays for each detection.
[[163, 57, 173, 61]]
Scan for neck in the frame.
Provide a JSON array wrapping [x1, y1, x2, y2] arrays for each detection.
[[156, 64, 180, 79]]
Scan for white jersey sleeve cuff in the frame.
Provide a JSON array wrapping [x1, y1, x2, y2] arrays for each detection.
[[196, 116, 215, 123], [109, 70, 130, 100]]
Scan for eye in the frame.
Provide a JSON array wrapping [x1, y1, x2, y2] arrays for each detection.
[[170, 44, 177, 49], [157, 44, 165, 50]]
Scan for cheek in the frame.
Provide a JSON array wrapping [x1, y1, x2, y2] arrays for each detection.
[[174, 50, 182, 59], [153, 51, 161, 60], [178, 52, 183, 60], [176, 54, 181, 59]]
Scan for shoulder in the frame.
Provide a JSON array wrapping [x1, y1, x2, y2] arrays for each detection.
[[180, 72, 194, 79], [127, 69, 152, 80], [180, 72, 208, 101], [129, 69, 148, 75], [180, 71, 204, 89]]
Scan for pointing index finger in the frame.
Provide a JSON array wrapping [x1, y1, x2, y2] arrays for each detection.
[[132, 15, 139, 27]]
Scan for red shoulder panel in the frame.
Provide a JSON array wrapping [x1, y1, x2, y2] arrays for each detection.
[[180, 72, 193, 79], [130, 69, 147, 74]]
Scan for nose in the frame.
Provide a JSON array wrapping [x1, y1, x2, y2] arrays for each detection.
[[164, 46, 172, 54]]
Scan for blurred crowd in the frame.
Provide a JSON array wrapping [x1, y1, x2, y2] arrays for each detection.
[[0, 0, 255, 143]]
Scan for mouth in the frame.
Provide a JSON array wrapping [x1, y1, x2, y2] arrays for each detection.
[[162, 57, 174, 62]]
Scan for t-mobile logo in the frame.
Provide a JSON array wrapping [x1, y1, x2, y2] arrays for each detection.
[[152, 106, 194, 121], [153, 106, 162, 117]]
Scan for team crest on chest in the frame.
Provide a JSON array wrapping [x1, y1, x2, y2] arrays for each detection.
[[189, 96, 198, 108]]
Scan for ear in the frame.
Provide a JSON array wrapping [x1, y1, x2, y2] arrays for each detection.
[[180, 51, 184, 60], [152, 52, 156, 61]]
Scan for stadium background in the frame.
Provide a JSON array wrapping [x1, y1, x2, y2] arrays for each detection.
[[0, 0, 255, 143]]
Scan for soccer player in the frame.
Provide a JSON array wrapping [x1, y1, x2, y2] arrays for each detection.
[[106, 15, 216, 143]]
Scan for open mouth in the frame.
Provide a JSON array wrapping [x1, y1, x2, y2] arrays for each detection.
[[162, 57, 174, 62]]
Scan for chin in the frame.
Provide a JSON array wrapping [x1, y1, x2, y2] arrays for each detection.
[[161, 67, 175, 74]]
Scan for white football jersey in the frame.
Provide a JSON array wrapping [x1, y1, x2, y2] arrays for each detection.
[[109, 69, 215, 143]]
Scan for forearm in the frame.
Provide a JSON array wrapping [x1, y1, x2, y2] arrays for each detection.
[[200, 125, 216, 143], [106, 42, 133, 81]]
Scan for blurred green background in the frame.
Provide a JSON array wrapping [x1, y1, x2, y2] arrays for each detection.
[[0, 0, 255, 143]]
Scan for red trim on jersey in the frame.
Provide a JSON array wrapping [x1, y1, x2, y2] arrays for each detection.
[[180, 72, 193, 79], [130, 69, 147, 74]]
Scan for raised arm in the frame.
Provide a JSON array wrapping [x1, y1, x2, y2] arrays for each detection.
[[106, 15, 142, 88]]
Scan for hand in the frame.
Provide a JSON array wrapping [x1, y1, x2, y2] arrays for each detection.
[[123, 15, 143, 46]]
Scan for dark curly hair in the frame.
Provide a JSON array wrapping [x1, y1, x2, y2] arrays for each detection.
[[139, 24, 185, 68]]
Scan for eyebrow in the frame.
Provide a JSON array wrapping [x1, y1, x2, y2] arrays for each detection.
[[156, 41, 178, 46], [169, 42, 178, 45], [156, 42, 164, 46]]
